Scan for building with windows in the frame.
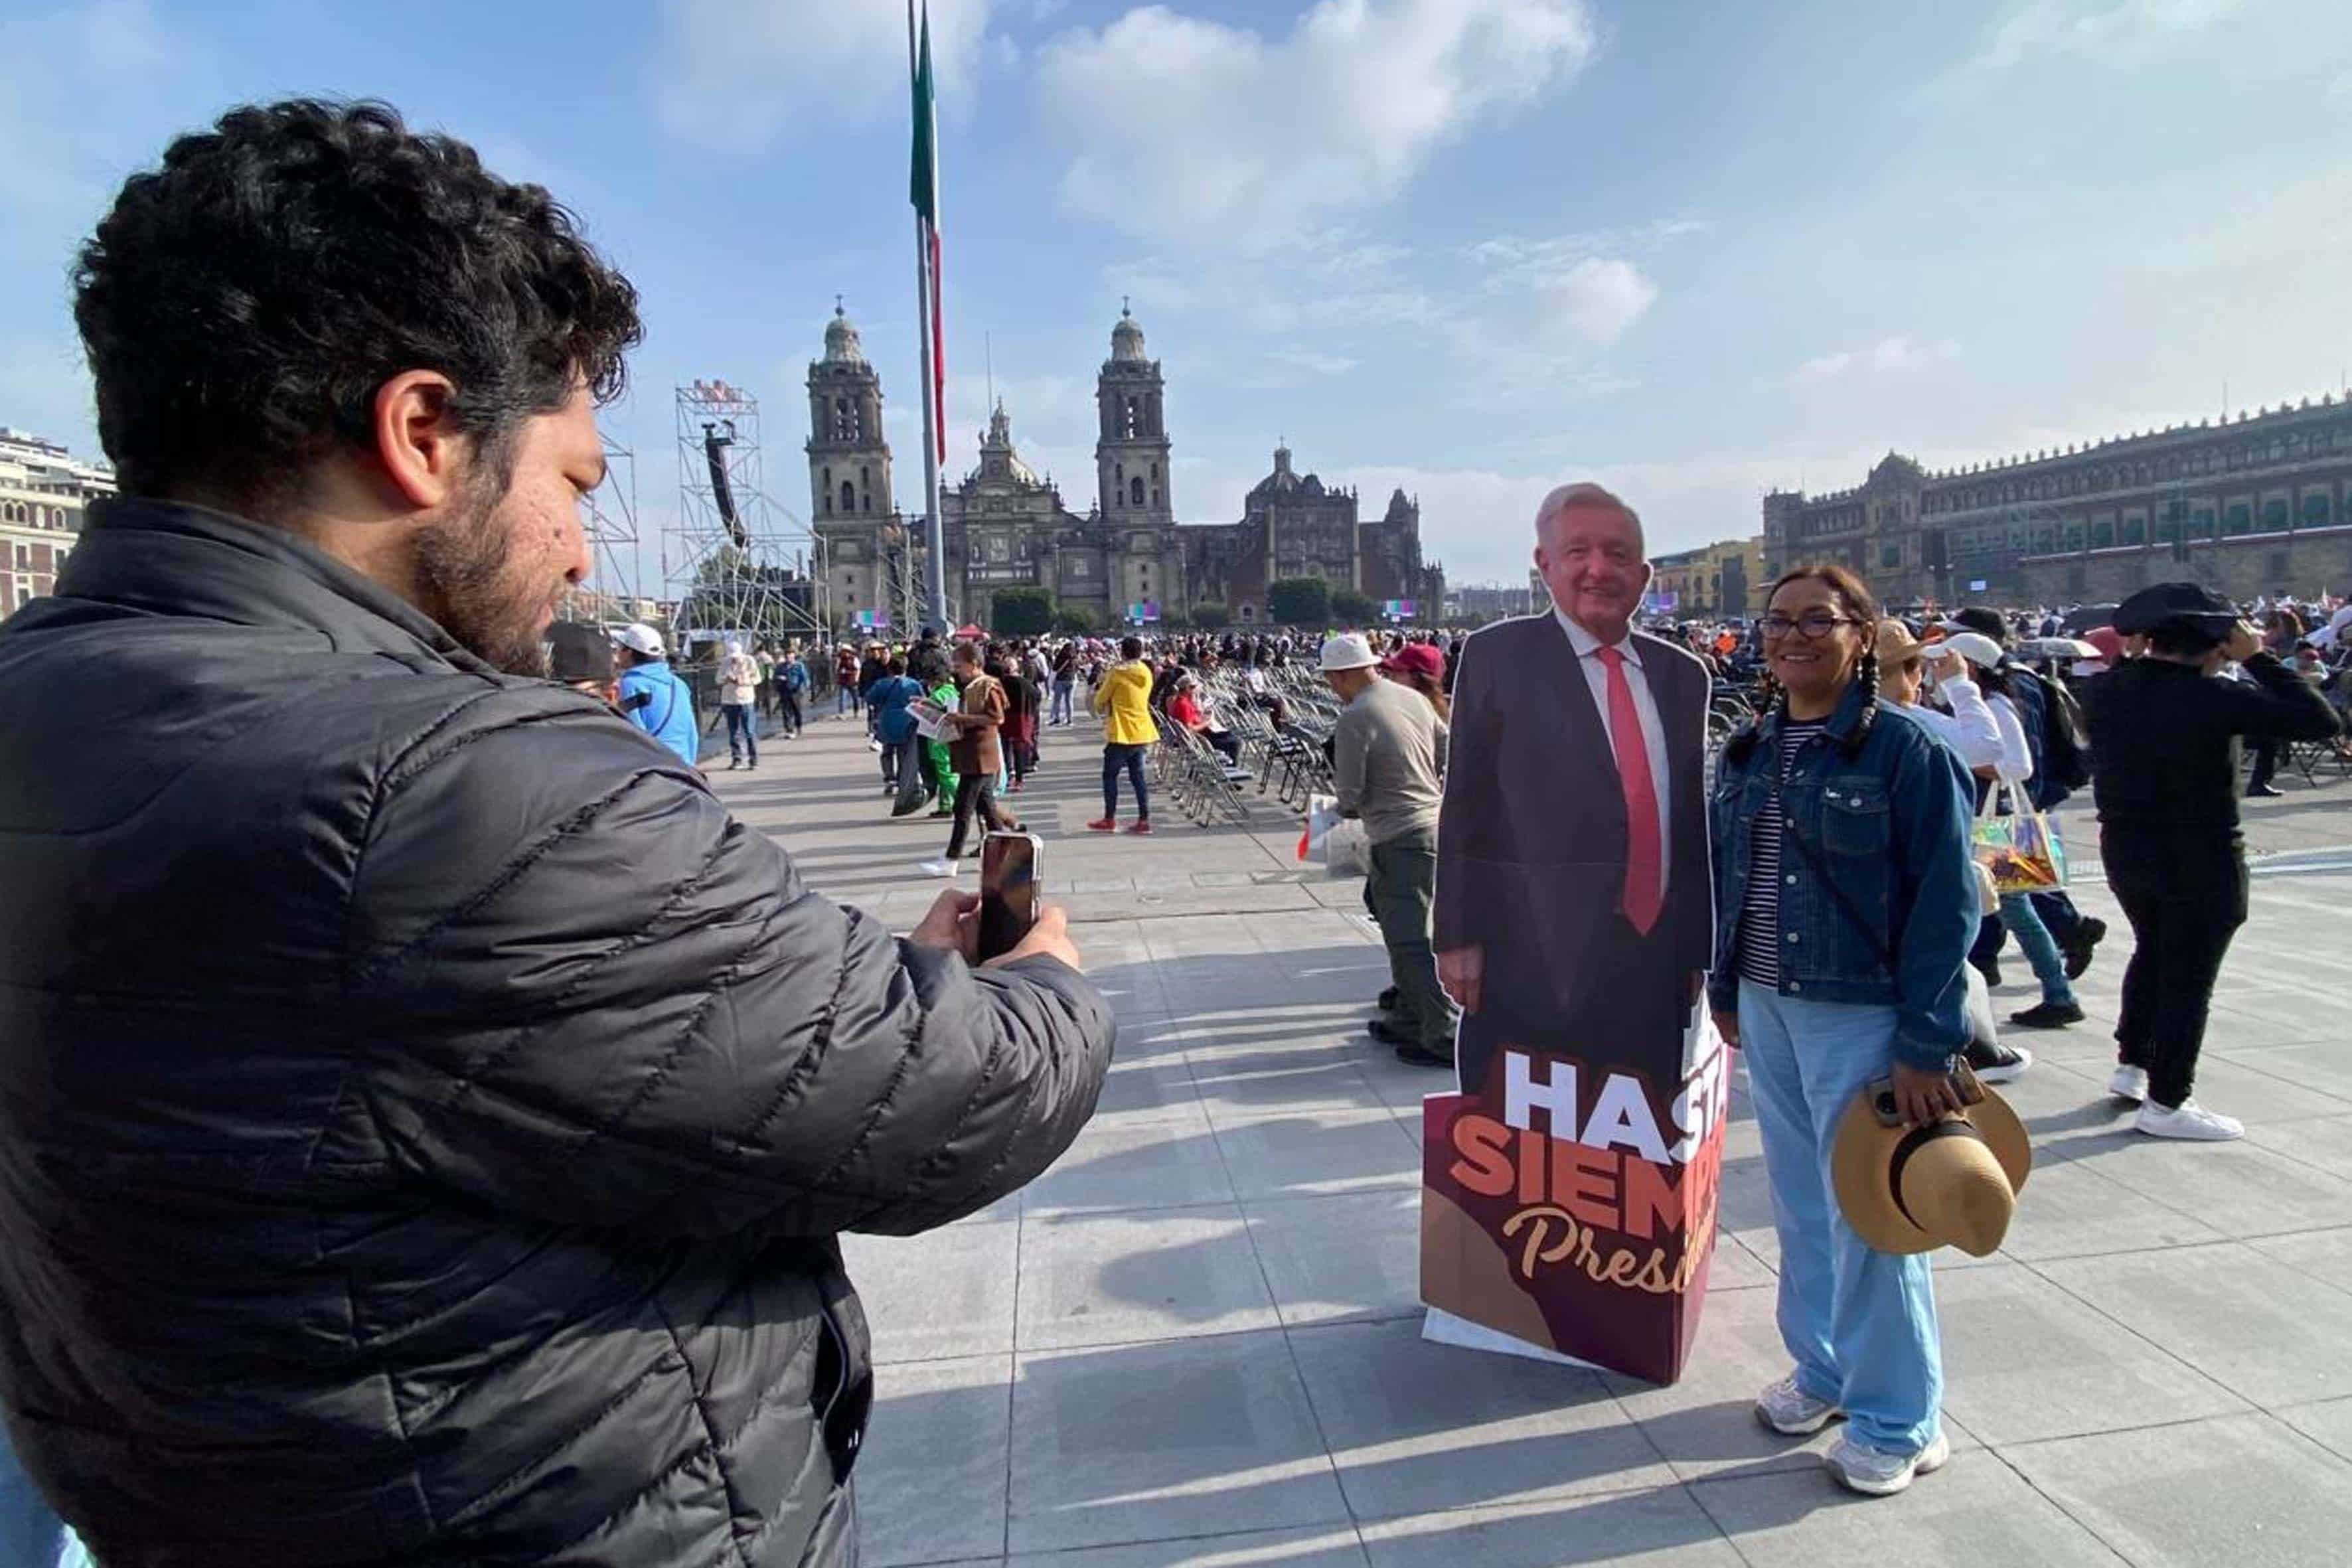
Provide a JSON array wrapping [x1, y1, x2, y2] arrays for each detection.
[[1764, 394, 2352, 607], [811, 304, 1441, 629], [1649, 536, 1763, 617], [1, 429, 114, 617]]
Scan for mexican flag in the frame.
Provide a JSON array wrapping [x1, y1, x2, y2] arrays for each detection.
[[910, 1, 945, 464]]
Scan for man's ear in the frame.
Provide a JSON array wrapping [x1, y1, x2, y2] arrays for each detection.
[[370, 371, 469, 509]]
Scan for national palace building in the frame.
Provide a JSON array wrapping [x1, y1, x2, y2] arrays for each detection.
[[807, 303, 1443, 630], [1763, 392, 2352, 607]]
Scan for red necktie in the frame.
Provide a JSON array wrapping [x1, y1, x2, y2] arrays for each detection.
[[1597, 646, 1664, 934]]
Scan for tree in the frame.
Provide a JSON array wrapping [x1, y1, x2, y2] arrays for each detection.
[[990, 586, 1055, 637], [1267, 577, 1330, 627], [1190, 601, 1230, 629], [1157, 606, 1191, 631], [1331, 589, 1379, 627], [1052, 605, 1099, 635]]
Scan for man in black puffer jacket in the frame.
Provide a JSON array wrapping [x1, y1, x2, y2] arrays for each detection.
[[0, 100, 1113, 1567]]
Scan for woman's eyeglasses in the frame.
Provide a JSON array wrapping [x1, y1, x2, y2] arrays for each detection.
[[1759, 613, 1858, 641]]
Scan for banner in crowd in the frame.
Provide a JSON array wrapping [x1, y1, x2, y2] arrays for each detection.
[[1421, 613, 1723, 1384]]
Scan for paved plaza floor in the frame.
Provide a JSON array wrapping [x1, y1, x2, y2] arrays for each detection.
[[712, 708, 2352, 1568]]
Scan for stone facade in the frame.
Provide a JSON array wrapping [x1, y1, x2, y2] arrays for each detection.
[[1764, 394, 2352, 607], [812, 305, 1441, 629], [0, 429, 114, 617], [1650, 536, 1763, 617]]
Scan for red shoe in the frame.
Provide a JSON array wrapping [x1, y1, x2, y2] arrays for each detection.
[[1127, 819, 1153, 835], [1087, 817, 1117, 832]]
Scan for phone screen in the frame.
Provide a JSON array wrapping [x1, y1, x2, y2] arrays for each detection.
[[977, 832, 1041, 962]]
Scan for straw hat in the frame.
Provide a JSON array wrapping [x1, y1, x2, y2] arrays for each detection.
[[1875, 619, 1923, 663], [1831, 1073, 2031, 1257]]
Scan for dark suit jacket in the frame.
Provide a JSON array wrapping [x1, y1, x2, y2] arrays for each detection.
[[1435, 613, 1715, 1033]]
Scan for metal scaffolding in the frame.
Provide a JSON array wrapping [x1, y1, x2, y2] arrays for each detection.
[[666, 380, 828, 652], [557, 428, 642, 625]]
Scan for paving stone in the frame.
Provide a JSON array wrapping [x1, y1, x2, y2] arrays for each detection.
[[1004, 1525, 1370, 1567], [2279, 1395, 2352, 1464], [1241, 1190, 1425, 1329], [1210, 1107, 1421, 1202], [2004, 1412, 2352, 1567], [1288, 1318, 1680, 1519], [1008, 1332, 1349, 1554], [2080, 1138, 2352, 1241], [858, 1353, 1012, 1567], [2249, 1225, 2352, 1294], [1356, 1490, 1743, 1567], [1688, 1443, 2123, 1565], [2034, 1241, 2352, 1409], [842, 1221, 1020, 1364], [1993, 1156, 2231, 1262], [1016, 1204, 1279, 1350], [2248, 1115, 2352, 1184], [1934, 1260, 2248, 1443], [1018, 1110, 1236, 1217]]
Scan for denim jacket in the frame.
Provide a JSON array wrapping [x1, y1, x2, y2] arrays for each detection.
[[1707, 681, 1978, 1069]]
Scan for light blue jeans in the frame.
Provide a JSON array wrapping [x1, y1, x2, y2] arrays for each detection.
[[1739, 980, 1943, 1455], [1, 1425, 90, 1568], [1997, 893, 2076, 1007]]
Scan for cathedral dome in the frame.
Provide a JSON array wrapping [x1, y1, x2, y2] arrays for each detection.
[[824, 301, 866, 364], [1110, 303, 1146, 362]]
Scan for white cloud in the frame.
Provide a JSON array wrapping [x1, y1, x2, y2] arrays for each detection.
[[1792, 335, 1960, 386], [656, 0, 995, 149], [1035, 0, 1597, 244], [1958, 0, 2252, 78], [1535, 257, 1658, 348]]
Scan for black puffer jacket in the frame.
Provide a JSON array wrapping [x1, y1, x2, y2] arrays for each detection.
[[0, 501, 1113, 1567]]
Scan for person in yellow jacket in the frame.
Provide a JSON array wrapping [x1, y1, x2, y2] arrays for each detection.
[[1089, 634, 1160, 833]]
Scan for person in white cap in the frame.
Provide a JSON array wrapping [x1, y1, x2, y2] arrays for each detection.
[[1324, 631, 1456, 1066], [716, 639, 762, 769], [614, 623, 699, 768]]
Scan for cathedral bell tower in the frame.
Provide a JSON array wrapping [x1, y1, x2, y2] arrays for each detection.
[[805, 301, 893, 523], [1095, 301, 1172, 526]]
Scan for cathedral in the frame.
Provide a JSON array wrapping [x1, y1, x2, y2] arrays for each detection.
[[807, 303, 1440, 630]]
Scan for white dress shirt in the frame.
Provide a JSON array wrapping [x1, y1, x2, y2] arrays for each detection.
[[1553, 608, 1674, 878]]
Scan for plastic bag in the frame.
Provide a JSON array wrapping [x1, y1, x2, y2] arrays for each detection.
[[1297, 794, 1371, 875], [1972, 807, 2067, 896]]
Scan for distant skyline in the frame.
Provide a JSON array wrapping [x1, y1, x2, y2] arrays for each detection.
[[4, 0, 2349, 593]]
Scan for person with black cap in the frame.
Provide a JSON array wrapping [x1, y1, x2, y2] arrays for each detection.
[[545, 620, 617, 707], [2085, 582, 2343, 1140]]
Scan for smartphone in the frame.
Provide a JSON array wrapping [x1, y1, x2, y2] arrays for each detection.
[[977, 830, 1043, 963]]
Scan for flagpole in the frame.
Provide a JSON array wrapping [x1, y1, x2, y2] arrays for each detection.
[[908, 0, 950, 633]]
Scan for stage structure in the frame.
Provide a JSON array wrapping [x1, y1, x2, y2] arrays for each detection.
[[668, 380, 828, 651], [554, 428, 643, 627]]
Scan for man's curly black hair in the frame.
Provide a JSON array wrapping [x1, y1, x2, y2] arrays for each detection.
[[74, 98, 643, 514]]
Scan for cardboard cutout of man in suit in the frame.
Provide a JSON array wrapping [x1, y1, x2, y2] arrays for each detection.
[[1435, 484, 1714, 1095]]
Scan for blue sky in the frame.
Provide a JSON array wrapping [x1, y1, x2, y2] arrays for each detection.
[[4, 0, 2349, 592]]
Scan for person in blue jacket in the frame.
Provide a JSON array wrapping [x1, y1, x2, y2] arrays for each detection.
[[1708, 563, 1977, 1500], [613, 623, 698, 767], [865, 655, 927, 795]]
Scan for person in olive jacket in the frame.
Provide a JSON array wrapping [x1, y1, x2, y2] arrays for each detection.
[[0, 100, 1113, 1568]]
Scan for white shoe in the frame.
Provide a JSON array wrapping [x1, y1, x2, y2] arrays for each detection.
[[2136, 1099, 2244, 1141], [1828, 1431, 1950, 1496], [1755, 1373, 1843, 1436], [1973, 1046, 2033, 1085], [2108, 1065, 2149, 1102], [917, 859, 959, 878]]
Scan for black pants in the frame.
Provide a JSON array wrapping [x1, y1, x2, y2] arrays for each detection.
[[946, 772, 1011, 859], [2105, 830, 2247, 1108], [779, 688, 804, 736], [2248, 739, 2281, 791], [1205, 729, 1241, 764]]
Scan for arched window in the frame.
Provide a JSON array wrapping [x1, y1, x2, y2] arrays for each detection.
[[841, 480, 856, 514], [1130, 476, 1145, 507]]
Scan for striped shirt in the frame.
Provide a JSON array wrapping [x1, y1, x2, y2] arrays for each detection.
[[1737, 719, 1828, 988]]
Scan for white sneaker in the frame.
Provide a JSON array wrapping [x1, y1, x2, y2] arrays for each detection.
[[2108, 1065, 2149, 1102], [1827, 1430, 1950, 1496], [917, 859, 960, 878], [1755, 1373, 1843, 1436], [2136, 1099, 2244, 1141], [1974, 1046, 2033, 1085]]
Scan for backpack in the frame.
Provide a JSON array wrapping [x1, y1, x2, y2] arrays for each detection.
[[2022, 668, 2091, 793]]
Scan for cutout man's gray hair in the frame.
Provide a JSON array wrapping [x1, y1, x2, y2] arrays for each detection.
[[1533, 482, 1645, 554]]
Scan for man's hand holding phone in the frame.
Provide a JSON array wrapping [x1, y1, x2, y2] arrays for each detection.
[[907, 890, 1082, 973]]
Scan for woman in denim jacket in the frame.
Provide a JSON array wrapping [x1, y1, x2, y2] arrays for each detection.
[[1707, 564, 1978, 1498]]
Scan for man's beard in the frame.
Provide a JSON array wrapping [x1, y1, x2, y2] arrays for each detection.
[[412, 487, 556, 678]]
